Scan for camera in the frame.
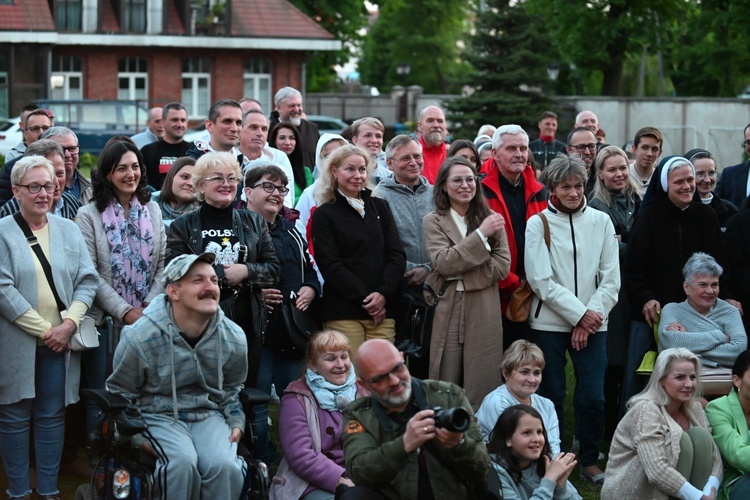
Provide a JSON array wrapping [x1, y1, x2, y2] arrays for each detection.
[[431, 406, 471, 433]]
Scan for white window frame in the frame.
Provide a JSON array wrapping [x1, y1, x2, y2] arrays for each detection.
[[118, 58, 148, 101], [182, 73, 211, 119], [243, 58, 272, 112], [51, 56, 83, 100]]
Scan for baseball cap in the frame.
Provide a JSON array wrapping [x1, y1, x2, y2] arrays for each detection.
[[164, 252, 216, 285]]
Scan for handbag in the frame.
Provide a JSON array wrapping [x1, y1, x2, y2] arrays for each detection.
[[636, 312, 661, 376], [394, 290, 432, 359], [13, 212, 99, 351], [505, 212, 550, 322], [275, 228, 319, 352]]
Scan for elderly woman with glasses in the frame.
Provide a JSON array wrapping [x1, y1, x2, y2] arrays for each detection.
[[0, 155, 98, 500], [422, 156, 511, 410], [525, 154, 620, 485], [167, 152, 280, 388]]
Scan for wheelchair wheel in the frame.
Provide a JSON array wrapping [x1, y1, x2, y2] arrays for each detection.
[[74, 484, 95, 500]]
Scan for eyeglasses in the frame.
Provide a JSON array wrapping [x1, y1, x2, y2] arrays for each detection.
[[365, 361, 407, 385], [394, 153, 423, 163], [204, 176, 240, 185], [570, 143, 597, 153], [27, 125, 51, 133], [250, 181, 290, 195], [18, 183, 55, 194], [447, 175, 478, 188], [696, 171, 717, 179], [62, 145, 80, 154]]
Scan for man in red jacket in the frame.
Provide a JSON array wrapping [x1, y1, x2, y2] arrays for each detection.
[[416, 105, 448, 183], [480, 124, 548, 349]]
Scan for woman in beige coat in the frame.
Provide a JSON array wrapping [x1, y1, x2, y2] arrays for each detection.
[[423, 157, 510, 410]]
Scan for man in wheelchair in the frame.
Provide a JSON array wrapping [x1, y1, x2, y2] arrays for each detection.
[[106, 252, 249, 499]]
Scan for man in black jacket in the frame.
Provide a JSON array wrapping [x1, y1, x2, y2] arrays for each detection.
[[269, 87, 319, 169]]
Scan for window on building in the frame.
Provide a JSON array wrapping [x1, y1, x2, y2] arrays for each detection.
[[122, 0, 147, 33], [243, 58, 272, 112], [55, 0, 82, 31], [182, 58, 211, 118], [51, 56, 83, 100], [118, 57, 148, 101]]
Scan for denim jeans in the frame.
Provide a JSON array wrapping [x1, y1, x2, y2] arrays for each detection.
[[729, 473, 750, 499], [81, 326, 108, 434], [532, 329, 607, 467], [0, 347, 67, 497], [253, 347, 303, 461]]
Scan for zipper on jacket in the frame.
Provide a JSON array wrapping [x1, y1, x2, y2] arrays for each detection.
[[569, 213, 578, 296]]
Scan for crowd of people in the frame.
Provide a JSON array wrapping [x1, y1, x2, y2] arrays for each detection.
[[2, 90, 750, 500]]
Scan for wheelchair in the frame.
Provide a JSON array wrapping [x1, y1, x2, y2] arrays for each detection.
[[73, 387, 271, 500]]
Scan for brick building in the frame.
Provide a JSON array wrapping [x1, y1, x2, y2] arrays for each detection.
[[0, 0, 340, 119]]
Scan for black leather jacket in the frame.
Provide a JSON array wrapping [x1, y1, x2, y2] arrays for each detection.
[[167, 205, 280, 337]]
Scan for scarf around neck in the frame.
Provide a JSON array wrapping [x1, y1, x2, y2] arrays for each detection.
[[102, 197, 155, 308], [305, 367, 358, 411]]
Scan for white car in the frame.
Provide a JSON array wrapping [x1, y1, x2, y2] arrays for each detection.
[[0, 117, 22, 156]]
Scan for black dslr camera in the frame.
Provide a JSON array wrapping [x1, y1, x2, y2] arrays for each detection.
[[431, 406, 471, 433]]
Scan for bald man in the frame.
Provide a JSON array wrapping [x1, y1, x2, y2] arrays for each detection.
[[340, 339, 489, 499], [416, 106, 449, 183], [131, 107, 164, 149]]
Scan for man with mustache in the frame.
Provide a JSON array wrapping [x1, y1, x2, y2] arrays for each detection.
[[340, 339, 489, 499], [107, 252, 249, 500], [416, 105, 449, 183], [269, 86, 319, 169]]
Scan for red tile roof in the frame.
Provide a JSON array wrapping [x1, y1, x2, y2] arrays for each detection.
[[0, 0, 55, 31], [232, 0, 334, 39]]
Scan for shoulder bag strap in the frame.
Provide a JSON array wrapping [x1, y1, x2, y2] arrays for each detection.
[[539, 212, 551, 250], [13, 212, 66, 311]]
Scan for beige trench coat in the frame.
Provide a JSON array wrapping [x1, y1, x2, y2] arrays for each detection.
[[422, 211, 511, 410]]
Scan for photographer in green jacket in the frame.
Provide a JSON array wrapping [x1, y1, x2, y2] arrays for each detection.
[[341, 339, 490, 499]]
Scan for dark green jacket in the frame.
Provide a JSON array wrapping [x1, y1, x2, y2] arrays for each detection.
[[342, 379, 489, 499]]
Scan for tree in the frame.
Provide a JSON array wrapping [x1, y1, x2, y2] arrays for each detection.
[[525, 0, 691, 96], [446, 0, 554, 139], [287, 0, 369, 92], [358, 0, 473, 94]]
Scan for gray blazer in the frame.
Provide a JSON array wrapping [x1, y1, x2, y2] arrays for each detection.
[[76, 201, 166, 325], [0, 214, 98, 405]]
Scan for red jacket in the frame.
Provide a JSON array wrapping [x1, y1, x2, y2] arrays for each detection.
[[419, 136, 448, 183], [480, 158, 547, 306]]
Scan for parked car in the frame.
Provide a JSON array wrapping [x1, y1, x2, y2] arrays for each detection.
[[183, 123, 207, 144], [306, 115, 348, 135], [0, 117, 22, 156], [33, 99, 149, 155]]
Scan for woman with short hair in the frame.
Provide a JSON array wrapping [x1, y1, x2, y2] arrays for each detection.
[[0, 155, 98, 500], [525, 154, 620, 484], [167, 151, 280, 387], [603, 348, 723, 500]]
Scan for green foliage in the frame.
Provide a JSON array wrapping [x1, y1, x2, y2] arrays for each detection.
[[78, 153, 97, 178], [358, 0, 474, 94], [668, 0, 750, 96], [446, 0, 553, 139], [287, 0, 369, 92], [525, 0, 693, 96]]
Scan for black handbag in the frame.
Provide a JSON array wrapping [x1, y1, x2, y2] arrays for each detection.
[[278, 291, 319, 352], [394, 279, 450, 359]]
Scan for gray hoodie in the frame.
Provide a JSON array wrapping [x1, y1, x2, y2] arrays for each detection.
[[107, 294, 248, 431]]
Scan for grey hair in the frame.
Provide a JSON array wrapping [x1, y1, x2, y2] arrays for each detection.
[[491, 124, 528, 150], [575, 110, 598, 125], [477, 124, 496, 137], [682, 252, 723, 282], [274, 86, 302, 107], [628, 348, 702, 418], [24, 139, 64, 160], [11, 155, 55, 186], [40, 126, 78, 142], [385, 134, 421, 159], [539, 154, 587, 191]]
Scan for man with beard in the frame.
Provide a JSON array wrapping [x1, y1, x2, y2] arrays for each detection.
[[566, 127, 599, 194], [107, 253, 248, 500], [629, 126, 663, 197], [269, 87, 319, 169], [340, 339, 489, 499], [416, 106, 449, 184]]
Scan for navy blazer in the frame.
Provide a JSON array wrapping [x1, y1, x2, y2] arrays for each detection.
[[715, 160, 750, 209]]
